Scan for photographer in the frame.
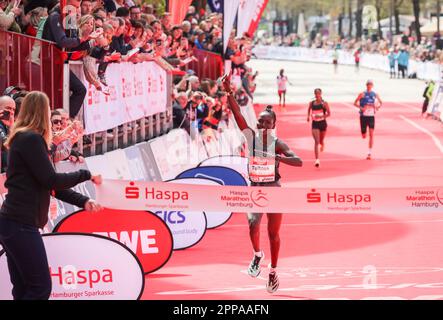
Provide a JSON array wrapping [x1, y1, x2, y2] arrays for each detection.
[[0, 95, 16, 172]]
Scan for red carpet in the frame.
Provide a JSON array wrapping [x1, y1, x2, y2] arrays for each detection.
[[142, 102, 443, 300]]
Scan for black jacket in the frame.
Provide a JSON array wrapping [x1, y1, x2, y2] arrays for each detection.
[[111, 36, 132, 55], [42, 8, 91, 52], [0, 121, 8, 173], [0, 131, 91, 228]]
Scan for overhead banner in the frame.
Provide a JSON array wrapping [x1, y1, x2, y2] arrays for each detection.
[[82, 61, 168, 134], [96, 180, 443, 214], [0, 233, 144, 300], [237, 0, 268, 37], [223, 0, 241, 54]]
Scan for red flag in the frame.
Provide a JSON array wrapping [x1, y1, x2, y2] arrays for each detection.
[[168, 0, 193, 25], [247, 0, 269, 36]]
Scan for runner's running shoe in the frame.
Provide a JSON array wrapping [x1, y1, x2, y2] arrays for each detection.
[[266, 270, 280, 293], [247, 251, 264, 277]]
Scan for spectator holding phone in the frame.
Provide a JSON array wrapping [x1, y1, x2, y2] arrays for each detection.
[[0, 95, 16, 172]]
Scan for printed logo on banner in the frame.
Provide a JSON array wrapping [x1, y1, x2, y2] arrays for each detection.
[[124, 181, 189, 202], [176, 167, 246, 228], [0, 233, 144, 300], [404, 189, 441, 209], [307, 189, 321, 203], [53, 209, 173, 274], [306, 189, 372, 212], [250, 189, 269, 207], [157, 179, 208, 250]]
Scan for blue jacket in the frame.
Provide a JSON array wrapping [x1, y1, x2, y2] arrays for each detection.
[[398, 51, 409, 67], [388, 52, 398, 67]]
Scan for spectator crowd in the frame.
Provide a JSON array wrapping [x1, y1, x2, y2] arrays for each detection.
[[0, 0, 258, 173], [257, 31, 443, 78]]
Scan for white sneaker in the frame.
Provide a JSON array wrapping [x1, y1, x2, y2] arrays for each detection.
[[315, 159, 320, 168], [247, 251, 264, 278]]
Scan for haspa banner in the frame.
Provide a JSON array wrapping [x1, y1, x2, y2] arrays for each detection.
[[0, 233, 144, 300], [54, 209, 173, 274], [95, 179, 443, 214]]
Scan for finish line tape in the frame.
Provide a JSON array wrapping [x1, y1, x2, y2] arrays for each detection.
[[96, 180, 443, 214]]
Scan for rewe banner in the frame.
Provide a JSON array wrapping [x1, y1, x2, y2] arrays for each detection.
[[96, 179, 443, 214], [54, 209, 173, 274]]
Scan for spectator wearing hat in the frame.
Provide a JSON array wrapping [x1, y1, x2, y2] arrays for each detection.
[[194, 30, 205, 50]]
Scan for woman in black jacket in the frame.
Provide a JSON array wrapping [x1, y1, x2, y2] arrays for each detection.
[[0, 91, 102, 300]]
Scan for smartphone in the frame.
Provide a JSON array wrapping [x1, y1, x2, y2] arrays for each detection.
[[0, 111, 10, 120]]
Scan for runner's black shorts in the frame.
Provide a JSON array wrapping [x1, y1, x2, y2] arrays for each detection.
[[312, 120, 327, 132], [360, 116, 375, 134]]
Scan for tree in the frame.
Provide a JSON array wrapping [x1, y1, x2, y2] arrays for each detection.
[[356, 0, 364, 39], [375, 0, 383, 39], [412, 0, 421, 43], [348, 0, 353, 37], [394, 0, 404, 35]]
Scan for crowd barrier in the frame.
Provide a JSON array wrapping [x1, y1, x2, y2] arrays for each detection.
[[0, 30, 63, 108], [1, 30, 174, 158], [252, 45, 443, 81]]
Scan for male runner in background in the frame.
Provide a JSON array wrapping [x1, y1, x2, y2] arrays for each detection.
[[354, 80, 382, 160]]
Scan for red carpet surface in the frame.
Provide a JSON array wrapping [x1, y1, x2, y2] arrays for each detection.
[[142, 101, 443, 300]]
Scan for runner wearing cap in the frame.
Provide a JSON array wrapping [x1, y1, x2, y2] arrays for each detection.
[[307, 88, 331, 167], [354, 80, 383, 160]]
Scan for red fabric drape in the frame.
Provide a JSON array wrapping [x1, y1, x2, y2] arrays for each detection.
[[168, 0, 193, 26]]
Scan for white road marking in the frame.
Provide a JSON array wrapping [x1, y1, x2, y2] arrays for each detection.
[[227, 219, 443, 227], [400, 115, 443, 154]]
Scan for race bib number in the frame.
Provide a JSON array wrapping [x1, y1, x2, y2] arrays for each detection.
[[248, 157, 276, 183], [363, 104, 375, 116], [312, 109, 325, 121]]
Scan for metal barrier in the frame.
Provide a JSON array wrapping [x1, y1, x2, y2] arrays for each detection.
[[188, 48, 224, 80], [0, 30, 63, 108]]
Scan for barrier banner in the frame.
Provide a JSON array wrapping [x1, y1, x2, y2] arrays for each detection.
[[82, 61, 168, 134], [147, 129, 201, 181], [156, 179, 208, 250], [172, 177, 231, 230], [253, 45, 443, 81], [96, 179, 443, 214], [54, 209, 173, 274], [0, 233, 145, 300]]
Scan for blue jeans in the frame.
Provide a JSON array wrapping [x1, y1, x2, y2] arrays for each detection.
[[0, 216, 51, 300]]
